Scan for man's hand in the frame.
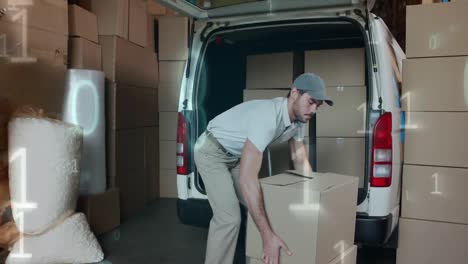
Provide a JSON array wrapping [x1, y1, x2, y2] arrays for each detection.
[[262, 233, 292, 264]]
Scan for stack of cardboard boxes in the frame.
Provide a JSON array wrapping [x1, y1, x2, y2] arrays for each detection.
[[153, 4, 189, 198], [0, 0, 68, 118], [397, 2, 468, 264], [244, 52, 301, 177], [67, 2, 120, 236], [89, 0, 159, 218], [305, 48, 366, 188]]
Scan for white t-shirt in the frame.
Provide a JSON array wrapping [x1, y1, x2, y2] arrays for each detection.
[[206, 97, 305, 156]]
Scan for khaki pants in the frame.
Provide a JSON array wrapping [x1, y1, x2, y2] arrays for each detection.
[[194, 131, 245, 264]]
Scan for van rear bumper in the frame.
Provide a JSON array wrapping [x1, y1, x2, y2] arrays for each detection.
[[355, 213, 393, 245]]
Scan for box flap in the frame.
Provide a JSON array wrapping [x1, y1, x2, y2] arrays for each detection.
[[260, 174, 307, 186]]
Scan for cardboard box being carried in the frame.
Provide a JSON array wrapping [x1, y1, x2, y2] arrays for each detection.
[[246, 171, 358, 264], [69, 37, 102, 70], [77, 188, 120, 235], [402, 57, 468, 112], [397, 218, 468, 264], [402, 165, 468, 225], [406, 1, 468, 58], [68, 4, 98, 43], [305, 48, 365, 87]]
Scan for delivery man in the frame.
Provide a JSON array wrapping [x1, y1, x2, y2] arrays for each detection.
[[194, 73, 333, 264]]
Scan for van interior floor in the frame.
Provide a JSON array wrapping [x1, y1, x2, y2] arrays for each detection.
[[98, 199, 396, 264]]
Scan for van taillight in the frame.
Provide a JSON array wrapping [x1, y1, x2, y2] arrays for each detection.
[[176, 112, 188, 175], [371, 112, 392, 187]]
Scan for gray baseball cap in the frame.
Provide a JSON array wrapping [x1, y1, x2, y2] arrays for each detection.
[[292, 73, 333, 106]]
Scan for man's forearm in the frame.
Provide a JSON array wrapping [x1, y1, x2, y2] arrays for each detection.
[[240, 176, 274, 240], [293, 157, 313, 175]]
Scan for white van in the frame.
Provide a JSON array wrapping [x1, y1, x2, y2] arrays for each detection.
[[160, 0, 405, 248]]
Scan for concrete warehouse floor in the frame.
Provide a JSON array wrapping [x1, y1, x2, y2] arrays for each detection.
[[97, 199, 396, 264]]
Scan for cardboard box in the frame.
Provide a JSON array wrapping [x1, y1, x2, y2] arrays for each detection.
[[158, 16, 189, 60], [129, 0, 148, 47], [77, 188, 120, 235], [91, 0, 129, 39], [243, 89, 289, 101], [68, 4, 98, 43], [406, 2, 468, 58], [112, 128, 147, 218], [404, 112, 468, 168], [100, 35, 159, 88], [159, 112, 178, 141], [0, 20, 67, 67], [160, 169, 177, 198], [397, 218, 468, 264], [246, 172, 358, 264], [0, 0, 68, 35], [147, 0, 166, 15], [147, 15, 156, 52], [145, 127, 159, 201], [402, 57, 468, 112], [159, 140, 176, 170], [317, 137, 365, 188], [304, 48, 365, 87], [106, 82, 157, 130], [317, 86, 366, 137], [250, 245, 357, 264], [402, 165, 468, 225], [0, 22, 67, 118], [69, 37, 102, 70], [159, 61, 186, 87], [158, 86, 181, 111], [68, 0, 91, 11], [246, 52, 296, 89]]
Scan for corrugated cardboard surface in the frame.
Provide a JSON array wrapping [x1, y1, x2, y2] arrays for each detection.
[[159, 112, 178, 141], [77, 188, 120, 235], [113, 128, 147, 218], [305, 48, 365, 87], [145, 127, 159, 201], [402, 165, 468, 225], [69, 37, 102, 70], [246, 172, 358, 264], [129, 0, 148, 47], [147, 0, 166, 15], [316, 86, 367, 137], [91, 0, 129, 39], [160, 169, 177, 198], [0, 0, 68, 35], [402, 57, 468, 112], [0, 22, 67, 118], [317, 137, 365, 188], [100, 35, 158, 88], [158, 16, 189, 60], [106, 82, 157, 130], [158, 86, 181, 111], [243, 89, 289, 101], [406, 2, 468, 58], [397, 218, 468, 264], [159, 140, 176, 170], [246, 52, 294, 89], [159, 61, 186, 87], [404, 112, 468, 168], [68, 4, 98, 43], [146, 15, 155, 52]]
